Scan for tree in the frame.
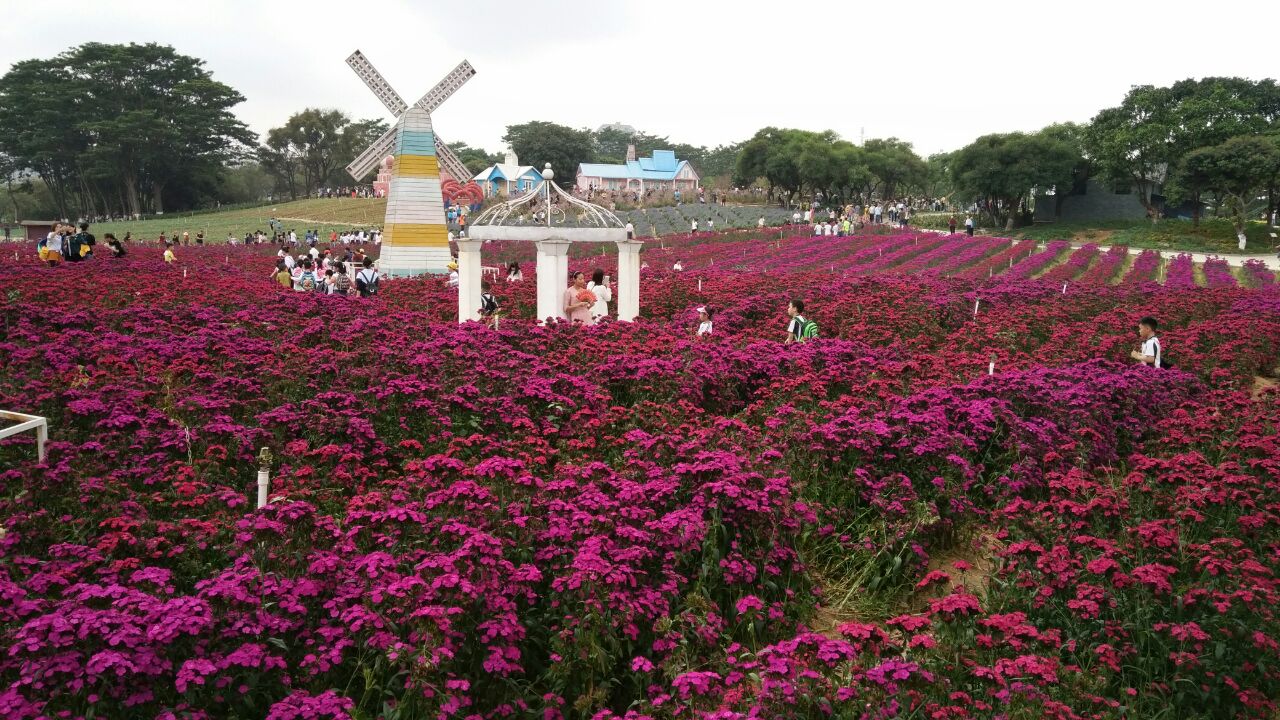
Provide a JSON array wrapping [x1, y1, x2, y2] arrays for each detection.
[[451, 143, 503, 176], [258, 109, 388, 199], [922, 152, 955, 200], [503, 121, 595, 188], [0, 43, 254, 217], [1181, 136, 1280, 249], [951, 131, 1080, 229], [1085, 85, 1176, 219], [1036, 123, 1090, 218], [861, 138, 927, 202]]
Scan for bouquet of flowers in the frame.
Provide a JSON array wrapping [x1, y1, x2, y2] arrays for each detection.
[[576, 289, 597, 304]]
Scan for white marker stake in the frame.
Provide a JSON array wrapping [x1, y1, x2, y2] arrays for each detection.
[[973, 298, 980, 319], [183, 267, 188, 279], [225, 256, 229, 265], [697, 277, 702, 291], [988, 360, 995, 376], [1062, 282, 1068, 295]]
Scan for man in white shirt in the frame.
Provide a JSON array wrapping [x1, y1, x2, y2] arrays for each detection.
[[691, 219, 698, 234], [1130, 316, 1163, 368], [625, 221, 635, 240], [758, 217, 765, 228]]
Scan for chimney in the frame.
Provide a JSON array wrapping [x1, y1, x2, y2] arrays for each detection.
[[626, 144, 636, 163], [504, 147, 518, 166]]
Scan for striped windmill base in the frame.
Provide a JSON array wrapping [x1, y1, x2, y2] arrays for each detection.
[[379, 107, 451, 276]]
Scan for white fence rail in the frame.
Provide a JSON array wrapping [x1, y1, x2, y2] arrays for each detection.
[[0, 411, 48, 462]]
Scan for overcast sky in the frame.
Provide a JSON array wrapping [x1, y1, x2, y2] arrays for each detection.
[[4, 0, 1278, 158]]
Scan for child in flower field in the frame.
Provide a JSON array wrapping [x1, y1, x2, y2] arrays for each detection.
[[1130, 316, 1163, 368], [785, 299, 818, 344], [162, 243, 176, 264], [697, 306, 714, 336], [272, 261, 292, 289], [479, 280, 499, 327]]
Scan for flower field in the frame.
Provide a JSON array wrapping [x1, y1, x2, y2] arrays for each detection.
[[1, 231, 1279, 719]]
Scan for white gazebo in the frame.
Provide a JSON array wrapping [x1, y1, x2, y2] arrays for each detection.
[[464, 164, 642, 324]]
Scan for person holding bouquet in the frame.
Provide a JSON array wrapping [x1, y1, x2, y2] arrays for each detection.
[[563, 271, 594, 324]]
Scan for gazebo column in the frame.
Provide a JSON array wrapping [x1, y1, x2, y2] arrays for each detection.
[[535, 240, 571, 323], [616, 239, 643, 322], [456, 238, 483, 323]]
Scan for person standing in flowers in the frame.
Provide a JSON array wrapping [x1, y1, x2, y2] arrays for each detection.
[[479, 280, 499, 327], [356, 257, 379, 297], [697, 306, 714, 336], [272, 261, 293, 289], [588, 269, 612, 323], [1130, 316, 1163, 368], [785, 299, 818, 344], [563, 271, 594, 324], [163, 243, 177, 264]]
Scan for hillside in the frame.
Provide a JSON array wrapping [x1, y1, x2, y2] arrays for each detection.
[[90, 198, 388, 241]]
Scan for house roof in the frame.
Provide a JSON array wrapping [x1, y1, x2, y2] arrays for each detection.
[[578, 149, 698, 182], [474, 164, 542, 183]]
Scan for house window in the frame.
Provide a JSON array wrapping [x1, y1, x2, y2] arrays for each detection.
[[1114, 182, 1131, 195]]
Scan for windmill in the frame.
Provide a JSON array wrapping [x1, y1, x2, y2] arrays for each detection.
[[344, 50, 476, 275]]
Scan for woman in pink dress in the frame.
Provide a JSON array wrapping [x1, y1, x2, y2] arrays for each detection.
[[563, 271, 594, 324]]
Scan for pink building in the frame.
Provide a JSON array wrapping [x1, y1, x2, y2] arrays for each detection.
[[576, 146, 700, 194]]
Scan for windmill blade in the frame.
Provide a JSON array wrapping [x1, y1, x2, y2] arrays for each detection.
[[433, 137, 474, 183], [346, 127, 396, 181], [347, 50, 408, 117], [409, 60, 476, 115]]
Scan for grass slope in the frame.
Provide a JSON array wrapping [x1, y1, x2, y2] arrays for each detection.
[[91, 198, 388, 242]]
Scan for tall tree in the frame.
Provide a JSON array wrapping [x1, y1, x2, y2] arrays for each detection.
[[861, 138, 927, 202], [1181, 135, 1280, 249], [502, 121, 595, 189], [951, 131, 1080, 229], [258, 109, 388, 199], [1084, 85, 1176, 219], [0, 42, 254, 217]]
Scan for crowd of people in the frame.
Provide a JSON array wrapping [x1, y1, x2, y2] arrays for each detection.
[[34, 216, 1169, 370]]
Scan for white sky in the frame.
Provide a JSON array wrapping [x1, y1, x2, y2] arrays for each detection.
[[4, 0, 1278, 158]]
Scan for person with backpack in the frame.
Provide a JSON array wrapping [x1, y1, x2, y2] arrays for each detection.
[[297, 261, 318, 292], [1130, 316, 1163, 368], [356, 257, 379, 298], [479, 280, 499, 327], [785, 299, 818, 344], [333, 264, 353, 296]]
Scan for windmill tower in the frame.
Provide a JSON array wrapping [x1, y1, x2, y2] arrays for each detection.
[[344, 50, 476, 276]]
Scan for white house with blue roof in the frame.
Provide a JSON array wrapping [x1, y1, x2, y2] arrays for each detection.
[[472, 151, 544, 198], [576, 145, 700, 194]]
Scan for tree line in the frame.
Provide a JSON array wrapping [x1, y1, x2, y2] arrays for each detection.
[[2, 43, 1277, 236]]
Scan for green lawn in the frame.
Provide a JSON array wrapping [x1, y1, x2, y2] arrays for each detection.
[[910, 213, 1278, 255], [90, 198, 388, 242]]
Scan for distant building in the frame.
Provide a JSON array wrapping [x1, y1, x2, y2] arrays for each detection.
[[472, 151, 543, 198], [1034, 177, 1161, 223], [576, 145, 700, 194], [596, 122, 637, 135], [20, 220, 56, 242]]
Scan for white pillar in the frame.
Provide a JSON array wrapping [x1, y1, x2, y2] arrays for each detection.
[[535, 240, 571, 323], [616, 239, 643, 322], [456, 238, 484, 323]]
